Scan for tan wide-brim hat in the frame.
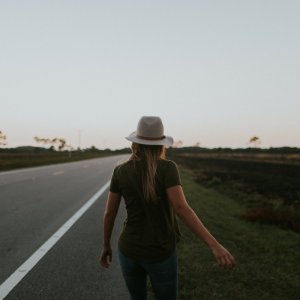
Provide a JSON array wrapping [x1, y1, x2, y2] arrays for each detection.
[[125, 116, 174, 146]]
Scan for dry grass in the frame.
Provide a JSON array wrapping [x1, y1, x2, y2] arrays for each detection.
[[147, 165, 300, 299], [0, 152, 116, 171], [179, 153, 300, 164]]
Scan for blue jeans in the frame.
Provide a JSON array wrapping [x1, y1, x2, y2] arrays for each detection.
[[118, 247, 178, 300]]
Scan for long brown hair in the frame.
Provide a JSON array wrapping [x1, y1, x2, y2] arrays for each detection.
[[118, 142, 165, 204]]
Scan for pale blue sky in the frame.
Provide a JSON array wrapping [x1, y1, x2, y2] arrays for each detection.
[[1, 1, 299, 150]]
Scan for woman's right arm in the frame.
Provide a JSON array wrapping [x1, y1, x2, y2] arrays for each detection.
[[167, 185, 235, 270]]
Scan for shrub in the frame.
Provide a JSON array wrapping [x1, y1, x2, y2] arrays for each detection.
[[206, 176, 222, 188], [241, 206, 300, 232]]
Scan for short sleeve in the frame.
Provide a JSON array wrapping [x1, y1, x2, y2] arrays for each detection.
[[109, 167, 121, 194], [164, 161, 182, 189]]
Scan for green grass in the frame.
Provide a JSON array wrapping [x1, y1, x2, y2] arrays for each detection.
[[147, 165, 300, 299], [0, 152, 118, 172]]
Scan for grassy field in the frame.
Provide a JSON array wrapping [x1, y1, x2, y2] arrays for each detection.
[[147, 165, 300, 299], [178, 153, 300, 165], [172, 155, 300, 233], [0, 152, 118, 172]]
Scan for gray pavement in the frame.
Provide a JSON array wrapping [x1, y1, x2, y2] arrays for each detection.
[[0, 155, 130, 299]]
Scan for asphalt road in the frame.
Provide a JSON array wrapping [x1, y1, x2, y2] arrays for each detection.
[[0, 155, 130, 300]]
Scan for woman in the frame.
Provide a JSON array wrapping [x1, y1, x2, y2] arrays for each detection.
[[99, 116, 235, 300]]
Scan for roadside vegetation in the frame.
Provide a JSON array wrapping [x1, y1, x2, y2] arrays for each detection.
[[173, 154, 300, 232], [0, 152, 116, 171], [178, 152, 300, 165], [0, 147, 131, 172], [147, 165, 300, 299], [167, 144, 300, 165], [0, 132, 132, 172]]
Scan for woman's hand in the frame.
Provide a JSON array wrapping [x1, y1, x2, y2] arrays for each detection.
[[209, 243, 235, 270], [99, 245, 113, 268]]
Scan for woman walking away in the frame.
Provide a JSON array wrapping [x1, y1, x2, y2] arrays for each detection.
[[99, 116, 235, 300]]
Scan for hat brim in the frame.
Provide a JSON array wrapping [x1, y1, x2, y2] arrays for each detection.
[[125, 131, 174, 146]]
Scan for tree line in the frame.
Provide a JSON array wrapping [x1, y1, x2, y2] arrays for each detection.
[[1, 131, 300, 154]]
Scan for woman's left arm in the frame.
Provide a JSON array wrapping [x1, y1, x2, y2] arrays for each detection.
[[99, 191, 122, 268]]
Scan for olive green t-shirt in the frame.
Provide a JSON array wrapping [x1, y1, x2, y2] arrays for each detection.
[[109, 159, 182, 264]]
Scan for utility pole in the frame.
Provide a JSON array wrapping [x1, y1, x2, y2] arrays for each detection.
[[78, 130, 82, 150]]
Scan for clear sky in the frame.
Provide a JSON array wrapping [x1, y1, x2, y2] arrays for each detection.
[[1, 1, 299, 150]]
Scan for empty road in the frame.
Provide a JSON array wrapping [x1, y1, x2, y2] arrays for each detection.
[[0, 155, 130, 300]]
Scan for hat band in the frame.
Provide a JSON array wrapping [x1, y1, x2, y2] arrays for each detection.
[[136, 134, 165, 141]]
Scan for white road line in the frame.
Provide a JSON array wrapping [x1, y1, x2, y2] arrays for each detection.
[[0, 180, 110, 300], [53, 171, 65, 175]]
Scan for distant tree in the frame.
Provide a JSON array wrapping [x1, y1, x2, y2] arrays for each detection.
[[166, 140, 183, 156], [173, 140, 183, 148], [247, 136, 261, 148], [65, 145, 74, 151], [34, 137, 56, 148], [0, 131, 7, 146], [193, 142, 200, 153], [34, 137, 70, 151]]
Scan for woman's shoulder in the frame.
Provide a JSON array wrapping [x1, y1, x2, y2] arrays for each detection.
[[113, 160, 134, 175], [158, 159, 181, 186], [113, 160, 130, 170]]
